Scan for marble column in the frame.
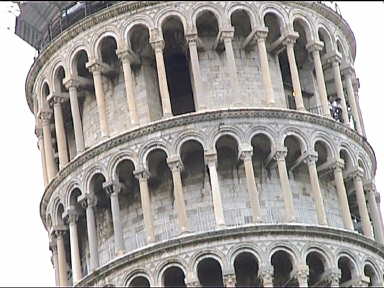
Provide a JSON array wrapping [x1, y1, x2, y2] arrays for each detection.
[[55, 229, 68, 287], [79, 193, 99, 271], [49, 238, 60, 287], [255, 27, 275, 106], [49, 94, 69, 169], [87, 61, 110, 138], [35, 125, 49, 186], [239, 147, 262, 222], [259, 265, 274, 288], [283, 32, 305, 111], [364, 182, 384, 244], [296, 264, 309, 288], [331, 159, 354, 230], [304, 153, 327, 225], [352, 168, 374, 239], [150, 39, 173, 118], [167, 157, 189, 233], [341, 65, 363, 134], [134, 169, 155, 243], [306, 41, 330, 117], [205, 152, 226, 227], [64, 78, 85, 154], [39, 110, 58, 181], [103, 180, 125, 255], [186, 33, 204, 111], [64, 208, 82, 283], [116, 48, 139, 126], [221, 28, 240, 106], [352, 79, 367, 137], [274, 149, 296, 222]]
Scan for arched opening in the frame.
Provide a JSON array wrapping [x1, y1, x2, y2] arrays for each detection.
[[179, 139, 213, 231], [234, 252, 260, 287], [162, 16, 195, 116], [129, 24, 162, 122], [129, 276, 150, 287], [338, 256, 354, 287], [314, 141, 329, 166], [284, 135, 303, 172], [98, 36, 119, 79], [215, 135, 245, 226], [197, 257, 224, 287], [163, 266, 186, 287], [364, 264, 379, 287], [115, 159, 143, 249], [147, 149, 176, 240], [231, 9, 252, 40], [306, 252, 326, 287], [271, 250, 298, 287], [263, 12, 281, 44], [89, 173, 113, 264], [196, 10, 219, 42]]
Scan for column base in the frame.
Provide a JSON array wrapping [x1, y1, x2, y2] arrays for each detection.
[[162, 113, 173, 119]]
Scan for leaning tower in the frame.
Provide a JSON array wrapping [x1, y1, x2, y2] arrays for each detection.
[[15, 1, 384, 287]]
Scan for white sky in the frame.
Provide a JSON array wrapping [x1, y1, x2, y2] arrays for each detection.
[[0, 1, 383, 286]]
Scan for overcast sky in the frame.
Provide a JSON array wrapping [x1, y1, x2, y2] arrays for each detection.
[[0, 2, 383, 286]]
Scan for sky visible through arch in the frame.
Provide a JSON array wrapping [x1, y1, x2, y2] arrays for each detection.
[[0, 1, 383, 286]]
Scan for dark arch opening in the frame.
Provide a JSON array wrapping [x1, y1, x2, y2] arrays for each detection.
[[314, 141, 329, 166], [162, 16, 195, 116], [197, 258, 224, 287], [234, 252, 260, 287], [306, 252, 325, 287], [231, 10, 252, 39], [271, 250, 298, 287], [99, 36, 119, 79], [129, 276, 150, 287], [163, 266, 186, 287], [338, 256, 353, 286], [364, 264, 378, 287]]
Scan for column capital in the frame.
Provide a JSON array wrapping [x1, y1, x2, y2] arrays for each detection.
[[220, 27, 235, 41], [52, 226, 67, 238], [185, 32, 198, 43], [102, 180, 122, 196], [86, 59, 109, 74], [150, 39, 165, 52], [325, 268, 341, 285], [330, 158, 345, 171], [363, 181, 376, 193], [352, 167, 365, 180], [63, 207, 80, 224], [303, 151, 318, 165], [282, 31, 299, 46], [325, 50, 343, 66], [239, 147, 253, 161], [38, 110, 53, 122], [259, 264, 274, 281], [340, 63, 355, 77], [63, 77, 80, 89], [204, 152, 218, 166], [47, 93, 68, 106], [295, 264, 309, 282], [273, 148, 288, 161], [133, 168, 151, 181], [254, 26, 269, 40], [167, 156, 184, 172], [116, 47, 140, 65], [223, 274, 236, 287], [78, 193, 98, 209], [306, 40, 324, 53]]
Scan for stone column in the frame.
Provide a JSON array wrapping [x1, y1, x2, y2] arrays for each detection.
[[150, 39, 173, 118], [49, 95, 69, 169], [296, 264, 309, 288], [239, 147, 262, 223], [255, 27, 275, 106], [39, 110, 58, 181], [329, 53, 349, 124], [364, 182, 384, 244], [79, 193, 99, 271], [304, 153, 327, 225], [274, 149, 296, 222], [259, 265, 274, 288], [223, 274, 236, 288], [64, 78, 85, 154], [35, 125, 49, 186], [306, 41, 330, 117], [283, 32, 305, 111], [64, 208, 82, 283], [116, 48, 139, 126], [352, 79, 367, 137], [103, 180, 125, 255], [221, 28, 240, 105], [186, 33, 204, 111], [49, 238, 60, 287], [341, 65, 363, 134], [205, 152, 226, 227], [134, 169, 155, 243], [352, 168, 374, 239], [54, 229, 68, 287], [331, 159, 354, 230], [87, 61, 110, 138], [167, 157, 189, 233]]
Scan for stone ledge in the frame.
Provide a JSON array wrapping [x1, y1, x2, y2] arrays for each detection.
[[75, 224, 384, 286], [39, 108, 376, 229]]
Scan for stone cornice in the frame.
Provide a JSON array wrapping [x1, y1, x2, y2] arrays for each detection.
[[74, 224, 384, 287], [39, 108, 377, 228], [24, 1, 357, 113]]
